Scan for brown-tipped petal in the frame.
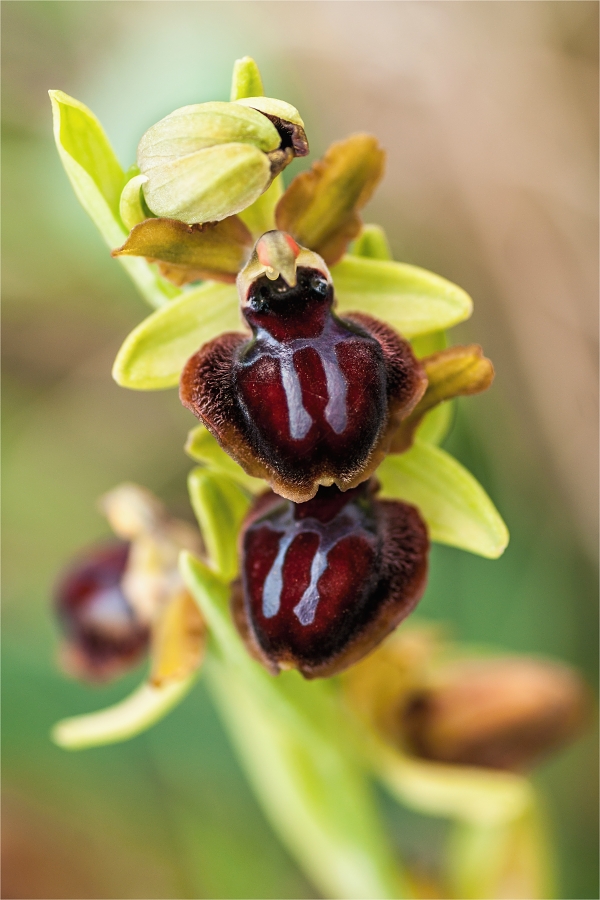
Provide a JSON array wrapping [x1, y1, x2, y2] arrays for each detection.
[[112, 216, 253, 285], [391, 345, 494, 453], [275, 134, 385, 266], [150, 590, 206, 686], [402, 657, 591, 771], [231, 482, 429, 678]]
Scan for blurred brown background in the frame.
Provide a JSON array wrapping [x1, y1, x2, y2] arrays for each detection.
[[2, 2, 598, 898]]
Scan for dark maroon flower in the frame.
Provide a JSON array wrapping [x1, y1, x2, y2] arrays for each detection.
[[54, 541, 150, 682], [180, 232, 426, 503], [231, 481, 429, 678]]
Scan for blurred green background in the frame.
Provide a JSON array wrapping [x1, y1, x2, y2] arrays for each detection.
[[2, 2, 598, 897]]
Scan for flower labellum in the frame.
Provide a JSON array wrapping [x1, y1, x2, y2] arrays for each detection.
[[138, 100, 308, 225], [54, 541, 150, 682], [231, 481, 429, 678], [180, 231, 427, 502]]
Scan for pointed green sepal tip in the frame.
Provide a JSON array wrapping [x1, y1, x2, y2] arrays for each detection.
[[378, 440, 509, 559], [351, 224, 392, 261], [51, 675, 196, 750], [187, 467, 252, 582], [230, 57, 265, 101]]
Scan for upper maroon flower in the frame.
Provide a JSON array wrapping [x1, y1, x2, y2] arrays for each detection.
[[231, 480, 429, 678], [180, 232, 427, 502], [54, 541, 150, 682]]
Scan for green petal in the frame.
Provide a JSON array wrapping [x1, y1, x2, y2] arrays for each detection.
[[180, 552, 409, 899], [230, 56, 265, 101], [51, 675, 196, 750], [332, 255, 473, 337], [185, 426, 265, 494], [377, 440, 509, 558], [112, 281, 240, 390], [49, 90, 176, 309], [187, 468, 252, 581]]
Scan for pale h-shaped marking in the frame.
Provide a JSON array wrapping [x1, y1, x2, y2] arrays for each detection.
[[242, 318, 357, 441], [260, 504, 373, 625]]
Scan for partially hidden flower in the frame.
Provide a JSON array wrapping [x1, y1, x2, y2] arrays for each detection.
[[231, 480, 429, 678], [344, 625, 591, 773], [136, 94, 307, 225], [52, 484, 206, 749]]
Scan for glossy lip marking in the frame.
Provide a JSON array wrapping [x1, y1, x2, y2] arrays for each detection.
[[259, 504, 369, 625], [242, 317, 350, 440]]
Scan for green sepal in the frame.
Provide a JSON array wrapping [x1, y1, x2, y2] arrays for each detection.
[[187, 468, 252, 582], [411, 329, 448, 358], [180, 551, 409, 900], [416, 401, 454, 445], [230, 56, 265, 101], [49, 90, 176, 309], [51, 674, 197, 750], [112, 281, 240, 390], [238, 175, 284, 239], [185, 426, 265, 494], [119, 173, 150, 231], [331, 255, 473, 337], [350, 223, 392, 261], [377, 439, 509, 558]]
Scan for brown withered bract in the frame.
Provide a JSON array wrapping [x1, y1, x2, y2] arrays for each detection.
[[231, 480, 429, 679], [180, 232, 427, 503], [344, 629, 591, 772], [401, 657, 591, 771]]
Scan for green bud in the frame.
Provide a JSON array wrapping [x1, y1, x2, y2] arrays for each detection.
[[138, 99, 308, 225]]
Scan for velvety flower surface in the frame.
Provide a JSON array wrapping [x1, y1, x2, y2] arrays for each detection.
[[231, 480, 429, 678], [54, 540, 150, 681], [180, 232, 427, 502]]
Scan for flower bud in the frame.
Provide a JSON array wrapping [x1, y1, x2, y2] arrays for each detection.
[[231, 481, 429, 678], [54, 541, 150, 682], [401, 657, 590, 771], [180, 231, 427, 502], [138, 100, 307, 225]]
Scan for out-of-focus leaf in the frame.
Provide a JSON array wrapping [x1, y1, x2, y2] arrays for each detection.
[[391, 345, 494, 452], [51, 675, 196, 750], [49, 90, 175, 309], [373, 740, 533, 825], [276, 135, 385, 266], [185, 426, 265, 494], [331, 255, 473, 337], [378, 440, 509, 558], [230, 56, 265, 101], [187, 469, 252, 581], [113, 216, 253, 284], [447, 806, 552, 900], [150, 590, 206, 686], [180, 552, 409, 900], [239, 175, 283, 239], [119, 173, 149, 231], [350, 223, 392, 261], [112, 281, 240, 390]]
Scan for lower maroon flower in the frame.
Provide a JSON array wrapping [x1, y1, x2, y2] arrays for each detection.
[[231, 481, 429, 678], [54, 541, 150, 681]]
